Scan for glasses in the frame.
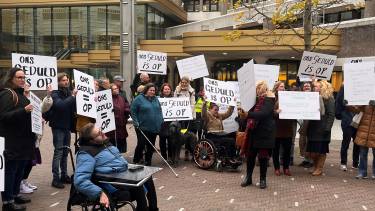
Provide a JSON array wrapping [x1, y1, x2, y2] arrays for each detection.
[[15, 76, 26, 80]]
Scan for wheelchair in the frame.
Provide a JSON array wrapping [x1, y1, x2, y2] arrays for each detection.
[[66, 146, 136, 211], [193, 131, 242, 171]]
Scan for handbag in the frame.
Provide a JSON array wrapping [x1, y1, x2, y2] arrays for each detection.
[[350, 112, 363, 129], [236, 131, 247, 148]]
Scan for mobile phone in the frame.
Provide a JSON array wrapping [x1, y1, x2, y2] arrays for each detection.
[[129, 165, 144, 172]]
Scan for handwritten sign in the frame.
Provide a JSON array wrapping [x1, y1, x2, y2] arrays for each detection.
[[298, 51, 337, 80], [204, 78, 236, 106], [278, 91, 320, 120], [0, 137, 4, 191], [12, 53, 57, 90], [176, 55, 209, 80], [30, 92, 43, 135], [254, 64, 280, 89], [159, 97, 193, 121], [219, 104, 239, 133], [137, 50, 167, 75], [237, 60, 256, 111], [344, 62, 375, 105], [74, 69, 97, 118], [95, 90, 116, 133]]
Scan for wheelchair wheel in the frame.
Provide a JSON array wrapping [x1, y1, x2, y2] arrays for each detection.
[[193, 139, 217, 169]]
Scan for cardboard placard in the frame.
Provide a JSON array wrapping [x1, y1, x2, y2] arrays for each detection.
[[159, 97, 193, 121], [74, 69, 97, 118], [95, 90, 116, 133], [137, 50, 167, 75], [298, 51, 337, 80]]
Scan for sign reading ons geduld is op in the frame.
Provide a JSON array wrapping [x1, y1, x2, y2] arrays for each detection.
[[12, 53, 58, 90]]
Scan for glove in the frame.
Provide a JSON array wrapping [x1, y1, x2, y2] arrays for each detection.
[[343, 99, 348, 105], [369, 100, 375, 106]]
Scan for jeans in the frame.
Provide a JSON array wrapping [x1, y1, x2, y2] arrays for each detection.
[[52, 128, 71, 181], [358, 147, 375, 176], [340, 126, 359, 167], [1, 159, 27, 202], [273, 138, 292, 170]]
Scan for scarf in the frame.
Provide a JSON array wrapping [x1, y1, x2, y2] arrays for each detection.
[[246, 96, 265, 130]]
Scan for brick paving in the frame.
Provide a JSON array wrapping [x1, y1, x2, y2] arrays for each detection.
[[3, 120, 375, 211]]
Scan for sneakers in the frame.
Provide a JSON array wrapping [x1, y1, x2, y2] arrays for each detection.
[[22, 180, 37, 190], [355, 174, 368, 179], [51, 180, 65, 189], [19, 181, 33, 194], [340, 164, 347, 171]]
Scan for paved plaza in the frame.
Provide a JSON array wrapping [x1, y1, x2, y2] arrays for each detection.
[[5, 120, 375, 211]]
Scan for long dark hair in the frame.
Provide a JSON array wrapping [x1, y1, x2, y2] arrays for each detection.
[[0, 67, 24, 89]]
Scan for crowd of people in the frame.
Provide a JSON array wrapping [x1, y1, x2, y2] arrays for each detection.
[[1, 68, 375, 210]]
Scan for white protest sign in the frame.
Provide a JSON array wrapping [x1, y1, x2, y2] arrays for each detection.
[[137, 50, 167, 75], [254, 64, 280, 89], [159, 97, 193, 121], [30, 92, 43, 135], [219, 104, 239, 133], [95, 90, 116, 133], [176, 55, 209, 80], [344, 62, 375, 105], [237, 60, 256, 111], [12, 53, 58, 90], [74, 69, 97, 118], [203, 78, 237, 106], [298, 51, 337, 80], [0, 137, 4, 191], [278, 91, 320, 120]]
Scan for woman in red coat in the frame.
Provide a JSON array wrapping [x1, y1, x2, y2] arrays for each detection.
[[106, 84, 130, 153]]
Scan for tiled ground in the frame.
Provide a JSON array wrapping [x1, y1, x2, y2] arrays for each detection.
[[4, 120, 375, 211]]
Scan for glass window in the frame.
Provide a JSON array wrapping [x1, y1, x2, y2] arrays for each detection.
[[183, 0, 200, 12], [52, 7, 69, 53], [0, 9, 17, 59], [135, 5, 146, 41], [36, 8, 52, 55], [18, 8, 34, 55], [89, 6, 107, 50], [107, 6, 120, 48], [154, 11, 161, 39], [203, 0, 218, 12], [325, 13, 339, 23], [70, 7, 88, 50], [147, 6, 155, 40], [340, 11, 353, 21]]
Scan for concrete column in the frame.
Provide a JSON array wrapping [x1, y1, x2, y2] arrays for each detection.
[[199, 0, 204, 12], [121, 0, 135, 101], [365, 0, 375, 17]]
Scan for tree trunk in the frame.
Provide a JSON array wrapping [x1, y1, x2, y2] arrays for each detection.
[[304, 0, 313, 51], [365, 0, 375, 17]]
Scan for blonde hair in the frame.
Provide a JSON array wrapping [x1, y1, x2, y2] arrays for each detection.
[[272, 81, 284, 93], [180, 76, 191, 83], [137, 85, 145, 93], [319, 80, 334, 99], [256, 80, 269, 97]]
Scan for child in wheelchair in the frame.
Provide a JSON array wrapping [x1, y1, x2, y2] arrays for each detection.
[[73, 123, 158, 211]]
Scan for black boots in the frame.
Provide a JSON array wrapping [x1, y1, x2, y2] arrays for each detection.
[[241, 175, 252, 187], [2, 203, 26, 211], [259, 158, 268, 189], [241, 156, 255, 187]]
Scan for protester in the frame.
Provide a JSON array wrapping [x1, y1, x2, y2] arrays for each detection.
[[350, 100, 375, 179], [131, 73, 151, 97], [20, 84, 54, 194], [193, 87, 209, 139], [158, 83, 173, 160], [113, 75, 129, 102], [241, 81, 275, 189], [74, 123, 158, 211], [98, 78, 110, 91], [306, 80, 335, 176], [335, 84, 359, 171], [0, 68, 35, 211], [298, 82, 314, 168], [106, 84, 131, 153], [174, 76, 196, 160], [49, 73, 77, 188], [202, 99, 239, 162], [131, 83, 164, 166], [272, 81, 294, 176]]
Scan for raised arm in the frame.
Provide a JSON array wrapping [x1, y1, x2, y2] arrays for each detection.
[[219, 106, 234, 120]]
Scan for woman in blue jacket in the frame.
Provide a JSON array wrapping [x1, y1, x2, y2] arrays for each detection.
[[131, 83, 164, 166]]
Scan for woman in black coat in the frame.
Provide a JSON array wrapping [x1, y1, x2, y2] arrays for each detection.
[[306, 80, 335, 176], [241, 81, 276, 189], [0, 68, 35, 211]]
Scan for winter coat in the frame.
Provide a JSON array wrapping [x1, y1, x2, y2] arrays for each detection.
[[353, 105, 375, 148], [335, 86, 355, 128], [202, 103, 234, 132], [247, 97, 276, 149], [307, 97, 335, 142], [74, 144, 128, 200], [174, 85, 196, 119], [131, 94, 163, 133], [0, 88, 35, 160], [274, 99, 296, 138], [107, 94, 130, 139], [49, 88, 76, 131]]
